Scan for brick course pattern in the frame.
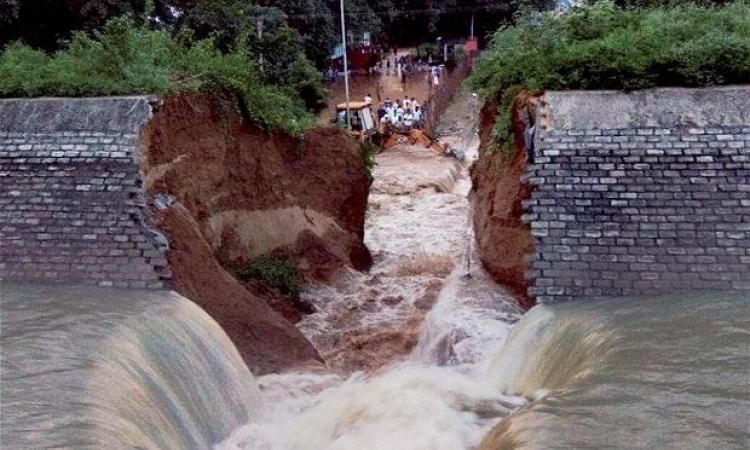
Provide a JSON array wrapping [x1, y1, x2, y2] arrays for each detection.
[[0, 98, 170, 289], [524, 88, 750, 302]]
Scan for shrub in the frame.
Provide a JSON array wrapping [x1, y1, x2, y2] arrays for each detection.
[[469, 1, 750, 151], [0, 16, 315, 136], [490, 85, 524, 158], [279, 55, 330, 113], [360, 140, 380, 183], [238, 256, 302, 298]]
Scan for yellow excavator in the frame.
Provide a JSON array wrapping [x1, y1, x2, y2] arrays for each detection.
[[334, 102, 380, 143]]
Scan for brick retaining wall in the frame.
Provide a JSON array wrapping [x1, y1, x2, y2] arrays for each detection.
[[524, 87, 750, 302], [0, 97, 170, 288]]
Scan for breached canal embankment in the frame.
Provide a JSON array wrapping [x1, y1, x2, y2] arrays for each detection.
[[2, 86, 749, 450]]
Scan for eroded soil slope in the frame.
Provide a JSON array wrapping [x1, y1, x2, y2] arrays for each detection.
[[142, 95, 371, 278], [139, 94, 373, 373], [470, 95, 537, 309], [151, 204, 322, 374]]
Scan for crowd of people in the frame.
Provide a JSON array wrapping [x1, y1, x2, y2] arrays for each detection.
[[371, 52, 443, 132], [329, 48, 451, 133], [365, 95, 425, 131]]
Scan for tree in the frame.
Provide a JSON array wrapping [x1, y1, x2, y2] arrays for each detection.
[[176, 0, 256, 50], [1, 0, 136, 50], [0, 0, 201, 51], [327, 0, 383, 45], [177, 1, 328, 111], [257, 0, 337, 68]]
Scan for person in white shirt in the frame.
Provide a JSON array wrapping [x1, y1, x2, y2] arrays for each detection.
[[403, 96, 411, 110], [396, 104, 405, 123], [413, 106, 423, 127], [364, 94, 373, 104], [403, 109, 414, 128], [387, 105, 398, 124]]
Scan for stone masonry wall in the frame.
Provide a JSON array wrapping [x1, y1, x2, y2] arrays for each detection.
[[524, 86, 750, 302], [0, 97, 170, 289]]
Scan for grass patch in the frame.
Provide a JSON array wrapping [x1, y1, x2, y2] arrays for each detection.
[[489, 85, 524, 158], [238, 256, 302, 298], [360, 140, 380, 183], [469, 0, 750, 152]]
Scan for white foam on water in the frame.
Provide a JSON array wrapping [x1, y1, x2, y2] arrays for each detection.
[[218, 363, 525, 450], [217, 117, 529, 449]]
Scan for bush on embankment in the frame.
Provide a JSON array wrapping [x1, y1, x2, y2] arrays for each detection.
[[469, 0, 750, 155], [0, 16, 315, 136]]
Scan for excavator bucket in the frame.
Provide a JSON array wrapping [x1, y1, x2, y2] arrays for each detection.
[[382, 127, 449, 154], [409, 129, 449, 154]]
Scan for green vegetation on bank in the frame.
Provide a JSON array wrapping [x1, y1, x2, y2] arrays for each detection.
[[0, 16, 319, 136], [360, 141, 379, 183], [238, 256, 303, 298], [469, 0, 750, 155]]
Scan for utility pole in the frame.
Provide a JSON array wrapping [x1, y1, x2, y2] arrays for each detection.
[[340, 0, 351, 132], [257, 17, 264, 72]]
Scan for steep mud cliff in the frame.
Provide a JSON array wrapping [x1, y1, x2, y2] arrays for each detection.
[[142, 95, 371, 277], [470, 94, 537, 309], [150, 204, 322, 374], [139, 94, 373, 373]]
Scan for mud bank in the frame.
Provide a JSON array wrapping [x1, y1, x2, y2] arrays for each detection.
[[151, 204, 322, 374], [470, 94, 538, 308], [140, 94, 373, 373]]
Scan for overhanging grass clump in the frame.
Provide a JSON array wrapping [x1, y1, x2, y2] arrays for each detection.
[[238, 256, 302, 298], [360, 140, 380, 183], [0, 16, 314, 136], [469, 0, 750, 152]]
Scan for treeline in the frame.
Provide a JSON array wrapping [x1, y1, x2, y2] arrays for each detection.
[[469, 0, 750, 155], [0, 1, 549, 64]]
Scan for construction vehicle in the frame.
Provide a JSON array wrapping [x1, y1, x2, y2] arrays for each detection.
[[334, 102, 380, 143], [383, 128, 449, 155]]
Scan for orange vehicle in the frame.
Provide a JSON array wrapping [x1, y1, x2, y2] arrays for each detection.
[[334, 102, 380, 143]]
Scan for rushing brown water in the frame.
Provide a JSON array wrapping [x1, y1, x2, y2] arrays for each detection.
[[0, 283, 260, 449], [3, 284, 748, 449], [2, 89, 748, 450], [480, 292, 750, 450]]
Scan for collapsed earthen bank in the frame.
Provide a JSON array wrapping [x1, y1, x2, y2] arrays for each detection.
[[0, 95, 373, 374], [471, 93, 538, 309]]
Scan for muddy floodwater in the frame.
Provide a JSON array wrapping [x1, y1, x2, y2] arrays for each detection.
[[216, 87, 529, 450], [2, 86, 749, 450]]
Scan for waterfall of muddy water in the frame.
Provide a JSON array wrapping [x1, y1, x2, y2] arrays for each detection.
[[218, 87, 529, 450], [216, 86, 750, 449], [480, 292, 750, 450], [1, 283, 261, 449]]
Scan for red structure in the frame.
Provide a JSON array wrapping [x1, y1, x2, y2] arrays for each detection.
[[331, 45, 381, 72]]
